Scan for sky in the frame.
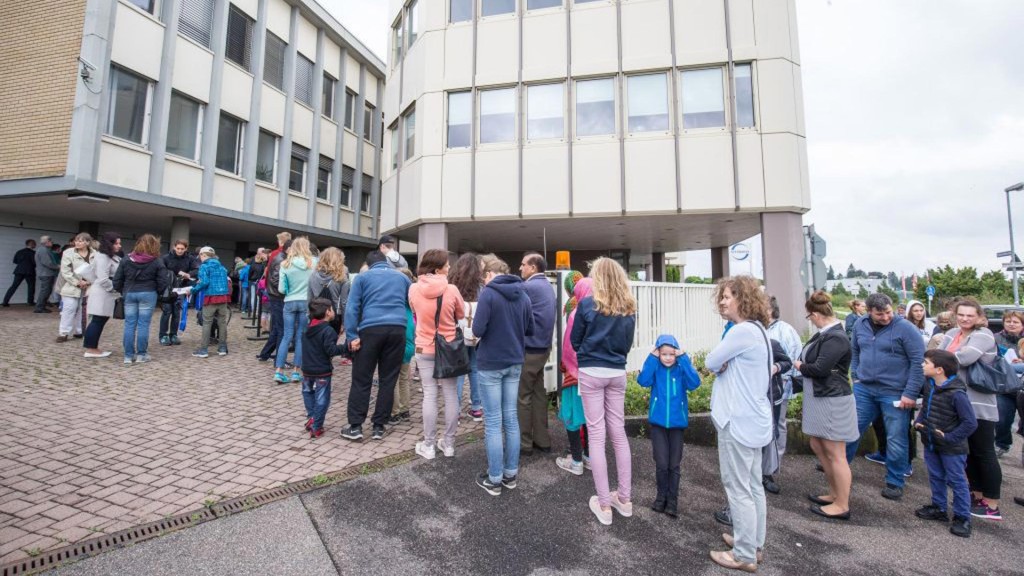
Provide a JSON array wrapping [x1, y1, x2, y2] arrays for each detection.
[[319, 0, 1024, 280]]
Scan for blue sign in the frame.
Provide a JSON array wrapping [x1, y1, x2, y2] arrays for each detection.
[[926, 285, 936, 298]]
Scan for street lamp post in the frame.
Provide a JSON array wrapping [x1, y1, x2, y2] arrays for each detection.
[[1006, 182, 1024, 306]]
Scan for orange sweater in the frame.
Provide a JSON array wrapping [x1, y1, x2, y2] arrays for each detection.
[[408, 275, 465, 355]]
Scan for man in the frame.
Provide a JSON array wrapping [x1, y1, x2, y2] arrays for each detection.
[[2, 239, 36, 307], [377, 235, 408, 269], [188, 247, 231, 358], [341, 249, 411, 442], [160, 239, 199, 345], [765, 296, 802, 495], [517, 252, 556, 455], [33, 235, 60, 312], [846, 293, 925, 500], [257, 232, 291, 362]]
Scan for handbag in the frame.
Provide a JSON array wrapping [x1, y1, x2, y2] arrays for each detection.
[[964, 357, 1024, 395], [113, 297, 125, 320], [431, 295, 470, 379]]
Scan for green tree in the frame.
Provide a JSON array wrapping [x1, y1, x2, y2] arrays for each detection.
[[831, 282, 850, 296], [846, 264, 857, 278], [684, 275, 713, 285], [877, 282, 900, 302], [913, 266, 982, 302], [856, 283, 870, 299], [827, 265, 835, 281], [979, 270, 1013, 303], [666, 266, 681, 283]]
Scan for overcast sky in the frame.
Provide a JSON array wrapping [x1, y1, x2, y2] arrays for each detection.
[[320, 0, 1024, 279]]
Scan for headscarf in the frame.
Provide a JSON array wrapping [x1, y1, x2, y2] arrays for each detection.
[[561, 276, 593, 379]]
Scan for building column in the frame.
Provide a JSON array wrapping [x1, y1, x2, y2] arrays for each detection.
[[199, 0, 231, 205], [352, 65, 367, 236], [79, 221, 100, 237], [305, 30, 326, 226], [417, 223, 448, 261], [147, 0, 183, 196], [761, 211, 806, 331], [277, 7, 300, 220], [66, 0, 116, 181], [651, 252, 665, 282], [711, 246, 730, 280], [171, 217, 191, 246], [242, 0, 269, 214]]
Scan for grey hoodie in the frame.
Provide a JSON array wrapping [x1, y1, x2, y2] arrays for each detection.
[[308, 268, 350, 318]]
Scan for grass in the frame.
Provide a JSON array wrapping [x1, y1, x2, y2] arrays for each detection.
[[311, 474, 330, 486]]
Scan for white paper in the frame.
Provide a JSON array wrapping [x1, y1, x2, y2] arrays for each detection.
[[1005, 349, 1019, 362]]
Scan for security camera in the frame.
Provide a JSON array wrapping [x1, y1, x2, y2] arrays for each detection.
[[78, 57, 96, 80]]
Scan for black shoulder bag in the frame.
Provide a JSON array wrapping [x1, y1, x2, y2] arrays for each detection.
[[432, 295, 470, 379]]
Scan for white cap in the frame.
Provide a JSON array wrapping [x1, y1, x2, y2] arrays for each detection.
[[199, 246, 216, 256]]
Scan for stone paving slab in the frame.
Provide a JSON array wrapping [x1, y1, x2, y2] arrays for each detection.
[[0, 305, 480, 565]]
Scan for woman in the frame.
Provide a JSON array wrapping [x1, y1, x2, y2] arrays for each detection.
[[993, 310, 1024, 456], [248, 249, 268, 315], [274, 236, 317, 383], [408, 249, 466, 460], [556, 274, 592, 476], [940, 298, 1003, 520], [844, 299, 865, 337], [449, 252, 484, 420], [112, 234, 169, 364], [308, 247, 350, 335], [56, 233, 95, 342], [705, 276, 772, 572], [906, 300, 937, 342], [928, 311, 955, 350], [795, 291, 858, 522], [570, 257, 636, 526], [83, 232, 122, 358]]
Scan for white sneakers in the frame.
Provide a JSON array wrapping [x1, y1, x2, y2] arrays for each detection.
[[83, 351, 112, 358], [609, 491, 633, 517], [436, 438, 455, 458], [589, 496, 612, 525], [590, 491, 633, 525], [556, 456, 584, 476], [415, 441, 436, 460]]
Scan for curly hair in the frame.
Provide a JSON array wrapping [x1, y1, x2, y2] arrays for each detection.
[[590, 257, 636, 316], [449, 252, 482, 302], [317, 247, 348, 282], [715, 275, 770, 325], [283, 236, 315, 269], [132, 234, 161, 257]]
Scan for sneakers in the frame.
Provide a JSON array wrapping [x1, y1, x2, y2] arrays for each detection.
[[304, 417, 313, 432], [170, 335, 182, 345], [589, 496, 613, 525], [436, 438, 455, 458], [864, 451, 886, 465], [291, 371, 302, 382], [555, 456, 584, 476], [217, 346, 228, 356], [583, 455, 592, 470], [415, 441, 436, 460], [995, 446, 1009, 458], [501, 475, 517, 490], [950, 515, 972, 538], [309, 428, 324, 439], [193, 349, 209, 358], [904, 466, 914, 478], [84, 351, 112, 358], [159, 336, 171, 346], [715, 506, 733, 526], [135, 354, 152, 364], [1015, 496, 1024, 507], [400, 411, 411, 422], [915, 504, 949, 522], [762, 474, 780, 495], [371, 425, 386, 440], [340, 425, 363, 441], [468, 408, 483, 422], [477, 472, 502, 496], [609, 491, 633, 517], [273, 372, 290, 384], [123, 357, 133, 365], [970, 500, 1002, 520], [56, 335, 69, 343], [388, 414, 403, 426], [881, 484, 904, 501]]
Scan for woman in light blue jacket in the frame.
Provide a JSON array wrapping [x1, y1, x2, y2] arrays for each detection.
[[274, 237, 317, 384]]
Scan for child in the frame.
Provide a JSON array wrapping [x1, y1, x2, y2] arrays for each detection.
[[302, 298, 347, 438], [914, 349, 978, 537], [637, 334, 701, 518], [390, 294, 416, 425], [556, 274, 591, 476]]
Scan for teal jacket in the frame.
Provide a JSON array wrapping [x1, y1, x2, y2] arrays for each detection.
[[279, 256, 316, 303], [637, 353, 702, 429], [404, 306, 415, 364]]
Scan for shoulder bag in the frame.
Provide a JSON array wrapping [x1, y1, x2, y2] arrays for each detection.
[[965, 357, 1023, 395], [432, 295, 470, 379]]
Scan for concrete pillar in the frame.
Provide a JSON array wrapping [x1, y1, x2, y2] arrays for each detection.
[[79, 221, 100, 237], [711, 246, 730, 280], [417, 223, 448, 261], [171, 217, 191, 246], [651, 252, 665, 282], [761, 212, 806, 331]]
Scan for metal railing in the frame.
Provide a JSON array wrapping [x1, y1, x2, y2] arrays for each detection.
[[626, 282, 723, 371]]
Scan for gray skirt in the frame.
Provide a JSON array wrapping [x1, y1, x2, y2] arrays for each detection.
[[801, 381, 859, 442]]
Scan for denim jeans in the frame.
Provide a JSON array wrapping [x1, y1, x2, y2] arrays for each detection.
[[479, 364, 522, 484], [123, 291, 157, 359], [259, 298, 284, 359], [276, 299, 308, 370], [455, 346, 482, 411], [995, 393, 1017, 451], [845, 383, 911, 488], [924, 448, 970, 519], [302, 375, 332, 431], [240, 286, 250, 314]]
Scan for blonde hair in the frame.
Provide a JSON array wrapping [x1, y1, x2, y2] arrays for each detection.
[[317, 247, 347, 281], [848, 299, 862, 312], [276, 231, 292, 245], [589, 257, 636, 316], [481, 254, 509, 275], [283, 236, 314, 269]]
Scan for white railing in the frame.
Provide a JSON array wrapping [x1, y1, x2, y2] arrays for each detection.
[[626, 282, 723, 371]]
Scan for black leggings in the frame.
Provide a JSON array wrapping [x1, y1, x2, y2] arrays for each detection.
[[966, 420, 1002, 500], [566, 424, 589, 462], [650, 425, 685, 502]]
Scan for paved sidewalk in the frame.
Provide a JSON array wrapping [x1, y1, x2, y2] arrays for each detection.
[[0, 305, 479, 565]]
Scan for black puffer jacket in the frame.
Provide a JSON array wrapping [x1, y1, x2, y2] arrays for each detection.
[[113, 254, 170, 295], [797, 323, 853, 398]]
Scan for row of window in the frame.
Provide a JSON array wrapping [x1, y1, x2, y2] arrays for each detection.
[[450, 0, 609, 24], [107, 66, 373, 213]]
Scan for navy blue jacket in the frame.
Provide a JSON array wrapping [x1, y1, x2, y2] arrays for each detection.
[[637, 353, 702, 429], [302, 321, 345, 377], [344, 262, 411, 341], [13, 247, 35, 275], [850, 315, 926, 398], [522, 274, 556, 353], [474, 274, 535, 371], [570, 296, 636, 370]]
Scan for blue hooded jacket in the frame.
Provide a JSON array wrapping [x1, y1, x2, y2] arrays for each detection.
[[637, 335, 702, 429], [344, 261, 411, 341], [850, 315, 926, 398], [473, 274, 535, 371]]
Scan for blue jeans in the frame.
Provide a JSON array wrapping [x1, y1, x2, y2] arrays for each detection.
[[302, 375, 332, 431], [276, 299, 308, 370], [259, 298, 284, 359], [479, 364, 522, 484], [995, 393, 1017, 451], [123, 291, 157, 358], [924, 448, 970, 519], [846, 384, 911, 488], [456, 346, 482, 411], [240, 285, 250, 313]]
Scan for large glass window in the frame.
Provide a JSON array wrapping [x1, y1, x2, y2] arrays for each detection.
[[225, 5, 254, 71], [295, 55, 314, 107], [341, 166, 354, 206], [361, 191, 371, 214], [627, 73, 669, 133], [528, 0, 561, 10], [179, 0, 214, 48], [322, 74, 336, 119], [482, 0, 515, 17], [316, 156, 332, 201], [404, 108, 416, 160], [450, 0, 473, 22], [390, 124, 401, 170], [735, 64, 755, 128], [575, 78, 614, 137], [363, 103, 375, 141], [107, 67, 150, 145], [256, 130, 278, 184], [289, 145, 309, 193], [447, 91, 471, 148], [166, 92, 202, 161], [407, 0, 420, 46], [344, 91, 356, 130], [681, 68, 725, 129], [392, 19, 403, 66], [264, 33, 286, 90], [479, 87, 515, 144], [215, 114, 243, 174], [527, 83, 563, 140]]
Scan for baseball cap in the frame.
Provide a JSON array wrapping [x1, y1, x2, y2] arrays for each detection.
[[378, 235, 396, 246], [199, 246, 216, 256]]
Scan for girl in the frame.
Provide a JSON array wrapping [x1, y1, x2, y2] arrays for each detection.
[[83, 232, 121, 358], [555, 273, 592, 476], [274, 237, 317, 383]]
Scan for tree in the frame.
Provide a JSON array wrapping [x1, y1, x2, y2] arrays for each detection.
[[887, 271, 900, 290], [856, 283, 870, 299], [877, 282, 900, 302], [846, 264, 857, 278], [979, 270, 1013, 303], [684, 275, 713, 285], [666, 266, 681, 283], [913, 266, 982, 302], [831, 282, 850, 296], [827, 265, 835, 281]]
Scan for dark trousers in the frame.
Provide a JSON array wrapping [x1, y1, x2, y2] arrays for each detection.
[[3, 273, 35, 305], [924, 448, 970, 519], [518, 351, 551, 450], [258, 298, 285, 359], [650, 425, 685, 503], [34, 275, 55, 311], [566, 424, 589, 462], [995, 393, 1017, 451], [347, 325, 405, 428], [966, 419, 1002, 500], [159, 298, 181, 337], [83, 315, 109, 349]]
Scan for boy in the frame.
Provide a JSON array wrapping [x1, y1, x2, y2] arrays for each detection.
[[187, 247, 230, 358], [303, 298, 347, 438], [914, 349, 977, 537], [636, 334, 702, 518]]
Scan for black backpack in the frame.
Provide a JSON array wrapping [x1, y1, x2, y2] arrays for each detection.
[[158, 267, 177, 303]]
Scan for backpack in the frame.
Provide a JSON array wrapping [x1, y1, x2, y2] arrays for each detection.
[[158, 267, 178, 303]]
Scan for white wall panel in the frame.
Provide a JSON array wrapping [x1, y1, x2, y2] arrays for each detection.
[[792, 64, 805, 136], [522, 145, 569, 217], [366, 72, 379, 106], [287, 194, 309, 224], [266, 0, 291, 42], [443, 26, 473, 90], [292, 105, 314, 147], [97, 141, 150, 192], [570, 4, 617, 77], [756, 59, 797, 134], [260, 85, 286, 135], [343, 132, 359, 167], [397, 160, 423, 225], [345, 54, 360, 92], [624, 138, 675, 213], [798, 135, 810, 208], [221, 64, 253, 120], [736, 132, 764, 209], [296, 15, 318, 60], [320, 119, 338, 159], [620, 0, 672, 72], [476, 19, 518, 87], [572, 141, 619, 215], [234, 0, 257, 19], [679, 134, 733, 211], [418, 156, 443, 220], [340, 208, 356, 234], [212, 174, 245, 211], [753, 0, 793, 61], [474, 149, 518, 218], [522, 12, 566, 83], [315, 204, 331, 229], [363, 142, 376, 175], [441, 152, 472, 219], [163, 157, 203, 203], [324, 40, 341, 77], [173, 37, 213, 102], [675, 0, 727, 66], [419, 92, 443, 158], [380, 178, 397, 231], [383, 74, 401, 126], [254, 183, 278, 218], [762, 133, 802, 209], [112, 3, 163, 80], [727, 0, 756, 61]]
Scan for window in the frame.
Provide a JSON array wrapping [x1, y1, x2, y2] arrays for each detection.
[[295, 55, 314, 106], [450, 0, 473, 22], [390, 123, 401, 170], [361, 174, 373, 213], [735, 64, 755, 128], [363, 103, 376, 141], [627, 73, 669, 133], [447, 91, 471, 148], [528, 0, 561, 10], [316, 156, 332, 201], [482, 0, 515, 17], [107, 67, 151, 145], [527, 83, 563, 140], [256, 130, 278, 183], [166, 91, 202, 161], [681, 68, 725, 129], [404, 107, 416, 160], [341, 166, 354, 207], [392, 19, 403, 66], [575, 78, 614, 137], [179, 0, 214, 48], [215, 114, 243, 174], [344, 91, 356, 130], [479, 87, 515, 144], [225, 5, 254, 71], [264, 32, 286, 90], [289, 145, 309, 193], [575, 0, 603, 3], [407, 0, 420, 47], [322, 74, 336, 119], [127, 0, 155, 13]]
